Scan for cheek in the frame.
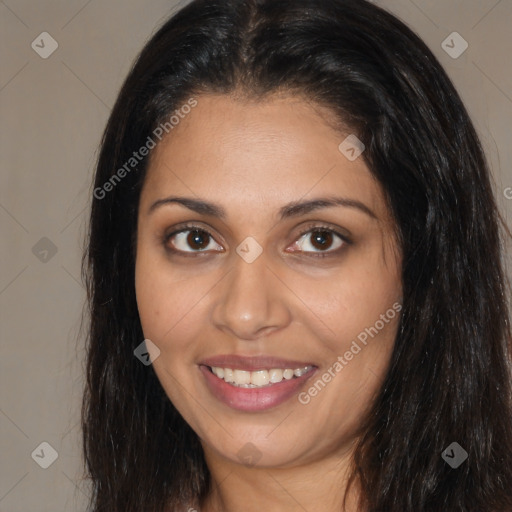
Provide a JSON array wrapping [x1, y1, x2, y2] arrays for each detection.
[[299, 263, 401, 353], [134, 247, 211, 356], [135, 247, 178, 342]]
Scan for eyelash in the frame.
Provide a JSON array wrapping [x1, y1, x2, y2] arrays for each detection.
[[162, 222, 351, 259]]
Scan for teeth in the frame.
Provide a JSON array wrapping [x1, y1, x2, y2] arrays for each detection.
[[224, 368, 234, 383], [210, 365, 313, 387], [251, 370, 269, 386], [269, 369, 283, 383], [283, 369, 294, 380], [233, 369, 251, 385]]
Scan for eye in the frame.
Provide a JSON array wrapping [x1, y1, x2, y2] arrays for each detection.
[[163, 223, 350, 258], [288, 226, 348, 257], [164, 225, 223, 254]]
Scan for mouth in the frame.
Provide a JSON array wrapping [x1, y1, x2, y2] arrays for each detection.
[[199, 356, 317, 412]]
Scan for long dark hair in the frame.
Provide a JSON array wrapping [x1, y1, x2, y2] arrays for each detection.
[[81, 0, 512, 510]]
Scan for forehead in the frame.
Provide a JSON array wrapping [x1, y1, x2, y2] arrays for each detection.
[[141, 93, 386, 221]]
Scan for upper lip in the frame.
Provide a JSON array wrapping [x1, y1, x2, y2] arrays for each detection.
[[201, 354, 316, 371]]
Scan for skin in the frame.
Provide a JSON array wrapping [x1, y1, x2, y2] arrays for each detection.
[[135, 93, 403, 512]]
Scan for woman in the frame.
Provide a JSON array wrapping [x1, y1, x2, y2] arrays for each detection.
[[81, 0, 512, 510]]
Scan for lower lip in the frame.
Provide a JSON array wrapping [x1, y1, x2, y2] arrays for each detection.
[[199, 365, 317, 412]]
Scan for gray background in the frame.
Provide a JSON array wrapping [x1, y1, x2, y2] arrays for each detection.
[[1, 0, 511, 510]]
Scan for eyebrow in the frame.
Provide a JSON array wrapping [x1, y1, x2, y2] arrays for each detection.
[[147, 195, 377, 220]]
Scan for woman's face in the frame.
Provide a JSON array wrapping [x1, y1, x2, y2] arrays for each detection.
[[135, 93, 402, 469]]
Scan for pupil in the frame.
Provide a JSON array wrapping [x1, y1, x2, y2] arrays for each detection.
[[188, 229, 208, 250], [312, 230, 332, 250]]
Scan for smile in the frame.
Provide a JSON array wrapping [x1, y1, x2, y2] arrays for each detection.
[[199, 357, 318, 412], [209, 366, 314, 387]]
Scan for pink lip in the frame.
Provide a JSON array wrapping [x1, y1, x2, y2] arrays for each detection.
[[199, 362, 318, 412], [201, 354, 315, 371]]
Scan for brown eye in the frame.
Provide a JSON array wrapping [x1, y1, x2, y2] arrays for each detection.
[[186, 229, 210, 250], [290, 227, 347, 256], [309, 230, 334, 250], [165, 227, 223, 253]]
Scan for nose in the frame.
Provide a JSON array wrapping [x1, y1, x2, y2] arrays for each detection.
[[211, 251, 292, 341]]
